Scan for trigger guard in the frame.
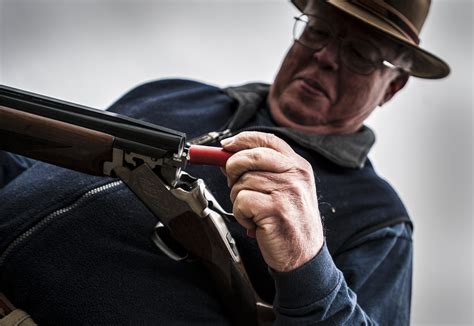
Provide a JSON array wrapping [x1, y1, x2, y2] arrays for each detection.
[[151, 222, 189, 262]]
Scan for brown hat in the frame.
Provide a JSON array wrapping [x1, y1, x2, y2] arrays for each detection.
[[291, 0, 450, 79]]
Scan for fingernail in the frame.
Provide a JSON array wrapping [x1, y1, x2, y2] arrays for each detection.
[[220, 137, 234, 146]]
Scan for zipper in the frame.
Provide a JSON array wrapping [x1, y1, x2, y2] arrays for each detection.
[[0, 180, 123, 267]]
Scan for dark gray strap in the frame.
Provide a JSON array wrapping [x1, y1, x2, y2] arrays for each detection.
[[188, 83, 269, 146], [223, 83, 270, 131]]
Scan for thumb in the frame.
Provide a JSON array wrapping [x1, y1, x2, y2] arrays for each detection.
[[220, 131, 294, 155]]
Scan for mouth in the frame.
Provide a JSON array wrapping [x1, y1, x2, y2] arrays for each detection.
[[298, 78, 331, 100]]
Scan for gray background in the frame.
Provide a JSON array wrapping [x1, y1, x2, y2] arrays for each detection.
[[0, 0, 472, 324]]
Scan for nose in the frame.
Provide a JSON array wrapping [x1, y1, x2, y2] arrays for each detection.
[[312, 39, 340, 72]]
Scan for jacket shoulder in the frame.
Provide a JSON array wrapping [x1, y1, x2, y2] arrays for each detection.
[[111, 79, 221, 105], [107, 79, 236, 138]]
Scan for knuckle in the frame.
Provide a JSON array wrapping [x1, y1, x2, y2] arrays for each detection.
[[269, 198, 288, 218], [237, 131, 258, 142], [234, 189, 249, 205], [226, 157, 246, 183], [232, 195, 244, 215], [232, 204, 245, 222], [295, 157, 314, 178], [229, 185, 238, 203], [240, 171, 251, 183], [249, 149, 263, 163], [264, 133, 279, 145], [239, 171, 257, 187]]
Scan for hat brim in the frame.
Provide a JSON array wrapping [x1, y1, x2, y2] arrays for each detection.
[[291, 0, 450, 79]]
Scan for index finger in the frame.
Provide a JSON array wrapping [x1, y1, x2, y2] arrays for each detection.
[[225, 147, 291, 187]]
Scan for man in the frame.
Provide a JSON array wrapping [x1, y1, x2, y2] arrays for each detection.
[[0, 0, 449, 324]]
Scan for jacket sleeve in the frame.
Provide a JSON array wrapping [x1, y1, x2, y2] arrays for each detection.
[[0, 152, 36, 188], [270, 223, 412, 325]]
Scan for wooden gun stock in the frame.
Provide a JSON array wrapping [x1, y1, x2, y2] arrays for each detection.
[[0, 105, 114, 175], [115, 165, 274, 325], [169, 210, 274, 325]]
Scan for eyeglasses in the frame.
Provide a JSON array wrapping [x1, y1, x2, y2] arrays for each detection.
[[293, 14, 406, 75]]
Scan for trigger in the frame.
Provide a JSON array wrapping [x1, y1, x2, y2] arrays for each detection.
[[151, 222, 188, 261]]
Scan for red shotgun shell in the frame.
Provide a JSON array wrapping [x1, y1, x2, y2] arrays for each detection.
[[188, 145, 233, 167]]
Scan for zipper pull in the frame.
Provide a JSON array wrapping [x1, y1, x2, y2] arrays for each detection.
[[187, 129, 232, 146]]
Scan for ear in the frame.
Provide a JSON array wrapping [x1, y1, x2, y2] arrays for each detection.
[[380, 73, 409, 106]]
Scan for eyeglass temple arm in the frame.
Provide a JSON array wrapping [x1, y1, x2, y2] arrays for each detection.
[[382, 60, 410, 74]]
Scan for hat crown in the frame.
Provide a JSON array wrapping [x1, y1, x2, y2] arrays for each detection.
[[291, 0, 450, 78], [292, 0, 432, 41]]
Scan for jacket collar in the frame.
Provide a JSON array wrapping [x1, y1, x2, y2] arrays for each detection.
[[225, 83, 375, 169]]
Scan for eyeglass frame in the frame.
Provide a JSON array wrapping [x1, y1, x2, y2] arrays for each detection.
[[292, 13, 409, 75]]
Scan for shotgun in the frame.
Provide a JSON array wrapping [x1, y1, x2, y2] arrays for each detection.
[[0, 85, 273, 325]]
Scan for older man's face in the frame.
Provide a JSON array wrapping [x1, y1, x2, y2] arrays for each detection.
[[268, 1, 407, 135]]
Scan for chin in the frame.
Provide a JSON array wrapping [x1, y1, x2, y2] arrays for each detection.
[[269, 96, 344, 136], [271, 91, 322, 123], [270, 102, 328, 134]]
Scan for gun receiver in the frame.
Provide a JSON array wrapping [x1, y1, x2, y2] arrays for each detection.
[[0, 85, 188, 184], [0, 85, 273, 325]]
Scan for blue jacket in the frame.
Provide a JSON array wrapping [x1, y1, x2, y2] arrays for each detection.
[[0, 79, 412, 325]]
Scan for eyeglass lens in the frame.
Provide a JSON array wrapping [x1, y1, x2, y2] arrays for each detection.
[[293, 14, 384, 75]]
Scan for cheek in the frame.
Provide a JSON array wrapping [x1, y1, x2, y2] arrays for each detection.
[[272, 45, 308, 94], [337, 75, 386, 109]]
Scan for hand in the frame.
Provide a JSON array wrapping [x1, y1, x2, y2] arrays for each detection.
[[221, 131, 324, 272]]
